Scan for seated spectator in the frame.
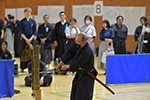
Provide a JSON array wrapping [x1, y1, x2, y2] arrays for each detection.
[[0, 40, 12, 59], [25, 54, 53, 87]]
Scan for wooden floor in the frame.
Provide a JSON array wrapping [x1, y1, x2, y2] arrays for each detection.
[[0, 54, 150, 100]]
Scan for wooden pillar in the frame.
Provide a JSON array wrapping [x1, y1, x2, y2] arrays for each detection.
[[0, 0, 5, 20], [31, 46, 41, 100]]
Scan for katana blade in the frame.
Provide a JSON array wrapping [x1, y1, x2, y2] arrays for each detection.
[[88, 72, 115, 95]]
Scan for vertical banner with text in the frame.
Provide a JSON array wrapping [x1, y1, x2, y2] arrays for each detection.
[[94, 1, 103, 16]]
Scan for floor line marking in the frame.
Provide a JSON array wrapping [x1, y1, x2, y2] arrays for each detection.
[[93, 85, 150, 97]]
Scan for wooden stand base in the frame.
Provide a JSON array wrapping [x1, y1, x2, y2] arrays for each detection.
[[32, 89, 41, 100]]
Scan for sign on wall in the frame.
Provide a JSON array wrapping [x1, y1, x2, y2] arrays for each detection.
[[72, 5, 94, 27], [5, 8, 16, 18], [103, 6, 146, 35], [5, 8, 26, 20], [17, 8, 25, 20], [94, 1, 103, 16], [38, 6, 65, 23]]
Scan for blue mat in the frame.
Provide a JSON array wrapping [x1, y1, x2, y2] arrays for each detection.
[[106, 54, 150, 84], [0, 60, 15, 98]]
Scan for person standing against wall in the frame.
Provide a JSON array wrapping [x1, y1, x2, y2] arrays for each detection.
[[65, 18, 80, 53], [11, 16, 21, 57], [134, 16, 147, 54], [4, 14, 14, 51], [97, 20, 114, 74], [65, 18, 80, 75], [111, 15, 128, 54], [137, 22, 150, 53], [0, 18, 5, 43], [79, 15, 96, 54], [52, 11, 70, 64], [19, 7, 37, 73], [37, 14, 54, 70]]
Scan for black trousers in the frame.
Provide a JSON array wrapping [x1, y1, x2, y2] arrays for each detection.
[[54, 39, 65, 61], [14, 33, 21, 57], [135, 44, 138, 54], [25, 75, 53, 86], [71, 70, 97, 100], [20, 36, 34, 70], [113, 40, 127, 54], [0, 38, 4, 48]]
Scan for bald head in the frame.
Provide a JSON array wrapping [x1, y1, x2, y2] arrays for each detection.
[[76, 33, 87, 42], [75, 33, 87, 48]]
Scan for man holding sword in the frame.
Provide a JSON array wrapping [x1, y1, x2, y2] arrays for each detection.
[[56, 33, 98, 100]]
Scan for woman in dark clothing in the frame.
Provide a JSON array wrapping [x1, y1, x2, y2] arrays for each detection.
[[0, 40, 12, 59], [11, 16, 21, 57], [97, 19, 114, 70], [143, 22, 150, 53], [134, 16, 147, 54], [4, 14, 14, 51]]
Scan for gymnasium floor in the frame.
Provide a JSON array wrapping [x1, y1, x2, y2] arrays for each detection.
[[0, 54, 150, 100]]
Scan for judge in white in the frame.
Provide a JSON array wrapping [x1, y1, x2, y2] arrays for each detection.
[[65, 18, 80, 53], [66, 18, 80, 41], [79, 15, 96, 53], [65, 18, 80, 75]]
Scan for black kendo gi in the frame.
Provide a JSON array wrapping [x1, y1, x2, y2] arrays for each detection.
[[134, 26, 143, 54], [12, 20, 21, 57], [143, 32, 150, 53], [19, 17, 37, 70], [0, 49, 12, 59], [52, 21, 70, 61], [37, 22, 54, 64], [61, 43, 98, 100], [0, 19, 4, 43], [111, 23, 128, 54]]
